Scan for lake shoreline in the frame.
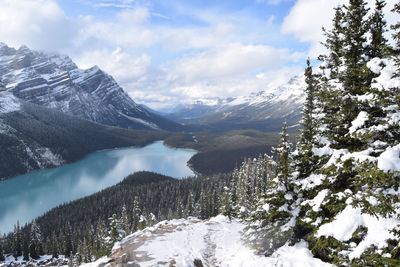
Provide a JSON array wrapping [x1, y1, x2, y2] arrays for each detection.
[[0, 141, 197, 234]]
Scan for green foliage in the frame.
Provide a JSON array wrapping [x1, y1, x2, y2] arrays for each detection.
[[368, 0, 390, 59], [309, 236, 347, 264]]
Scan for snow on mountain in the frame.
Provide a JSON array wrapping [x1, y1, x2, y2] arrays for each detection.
[[166, 76, 305, 129], [0, 43, 181, 131], [85, 215, 331, 267], [0, 92, 20, 113]]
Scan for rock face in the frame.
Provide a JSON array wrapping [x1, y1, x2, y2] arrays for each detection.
[[0, 43, 181, 131]]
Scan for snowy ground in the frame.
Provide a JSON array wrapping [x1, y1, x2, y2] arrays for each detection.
[[85, 215, 331, 267]]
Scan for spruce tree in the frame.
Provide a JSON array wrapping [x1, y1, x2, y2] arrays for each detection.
[[132, 197, 141, 232], [0, 242, 4, 261], [121, 205, 130, 236], [22, 237, 29, 261], [391, 1, 400, 56], [185, 191, 195, 217], [13, 222, 22, 259], [321, 5, 345, 79], [368, 0, 389, 59], [295, 59, 317, 178], [220, 186, 234, 220], [108, 214, 120, 244], [276, 121, 292, 189]]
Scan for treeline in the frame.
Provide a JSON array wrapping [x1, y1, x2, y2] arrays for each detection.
[[0, 171, 231, 264]]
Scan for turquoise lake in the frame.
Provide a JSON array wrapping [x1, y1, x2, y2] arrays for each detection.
[[0, 141, 196, 234]]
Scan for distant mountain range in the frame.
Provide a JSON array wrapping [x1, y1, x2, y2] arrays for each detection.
[[165, 76, 305, 131], [0, 43, 181, 131]]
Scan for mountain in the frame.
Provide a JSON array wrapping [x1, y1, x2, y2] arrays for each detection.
[[0, 43, 181, 131], [166, 76, 305, 131], [0, 92, 163, 179]]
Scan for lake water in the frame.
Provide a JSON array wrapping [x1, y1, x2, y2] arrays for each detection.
[[0, 141, 196, 234]]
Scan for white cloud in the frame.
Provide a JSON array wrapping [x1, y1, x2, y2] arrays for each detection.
[[169, 43, 302, 83], [80, 8, 154, 48], [256, 0, 294, 5], [0, 0, 76, 52], [75, 47, 151, 85], [282, 0, 399, 57]]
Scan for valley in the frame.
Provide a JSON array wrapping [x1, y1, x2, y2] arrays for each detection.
[[1, 0, 399, 265]]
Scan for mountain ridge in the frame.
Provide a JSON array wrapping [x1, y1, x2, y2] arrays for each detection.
[[0, 43, 182, 131], [166, 75, 305, 131]]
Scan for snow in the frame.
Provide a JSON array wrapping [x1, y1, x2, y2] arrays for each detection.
[[103, 216, 332, 267], [349, 111, 369, 134], [377, 144, 400, 172], [81, 257, 109, 267], [0, 93, 20, 113], [302, 189, 329, 212], [369, 58, 400, 91], [297, 174, 327, 190], [317, 205, 362, 241], [317, 205, 400, 259], [312, 145, 333, 157], [118, 112, 160, 130], [271, 241, 332, 267]]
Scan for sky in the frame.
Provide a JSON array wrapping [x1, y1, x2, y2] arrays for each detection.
[[0, 0, 397, 110]]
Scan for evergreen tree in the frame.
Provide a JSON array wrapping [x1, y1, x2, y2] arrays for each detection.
[[391, 1, 400, 57], [83, 237, 92, 263], [132, 197, 141, 232], [137, 215, 147, 230], [50, 232, 58, 259], [220, 186, 234, 220], [185, 191, 195, 217], [0, 241, 5, 261], [13, 222, 22, 259], [63, 224, 73, 257], [275, 121, 292, 190], [29, 241, 38, 260], [108, 214, 121, 244], [147, 213, 156, 227], [321, 5, 345, 79], [121, 205, 130, 236], [368, 0, 389, 59], [295, 59, 317, 178], [341, 0, 370, 123], [22, 236, 29, 261]]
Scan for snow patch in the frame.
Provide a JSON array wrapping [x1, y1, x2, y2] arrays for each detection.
[[349, 111, 368, 134], [0, 93, 20, 113], [317, 205, 400, 259], [377, 144, 400, 172]]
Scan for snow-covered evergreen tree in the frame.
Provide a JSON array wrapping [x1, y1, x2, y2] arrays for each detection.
[[295, 59, 318, 178]]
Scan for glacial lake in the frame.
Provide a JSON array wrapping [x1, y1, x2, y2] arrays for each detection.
[[0, 141, 196, 234]]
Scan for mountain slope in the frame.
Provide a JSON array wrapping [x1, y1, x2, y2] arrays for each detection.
[[86, 216, 331, 267], [166, 76, 305, 131], [0, 43, 181, 131], [0, 93, 163, 179]]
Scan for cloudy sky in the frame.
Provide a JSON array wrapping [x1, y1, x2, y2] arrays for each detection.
[[0, 0, 397, 110]]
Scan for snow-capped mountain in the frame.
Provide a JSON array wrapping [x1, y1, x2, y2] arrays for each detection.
[[166, 76, 305, 131], [0, 43, 181, 131]]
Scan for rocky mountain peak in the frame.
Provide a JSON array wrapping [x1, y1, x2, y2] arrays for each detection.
[[0, 43, 181, 131]]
